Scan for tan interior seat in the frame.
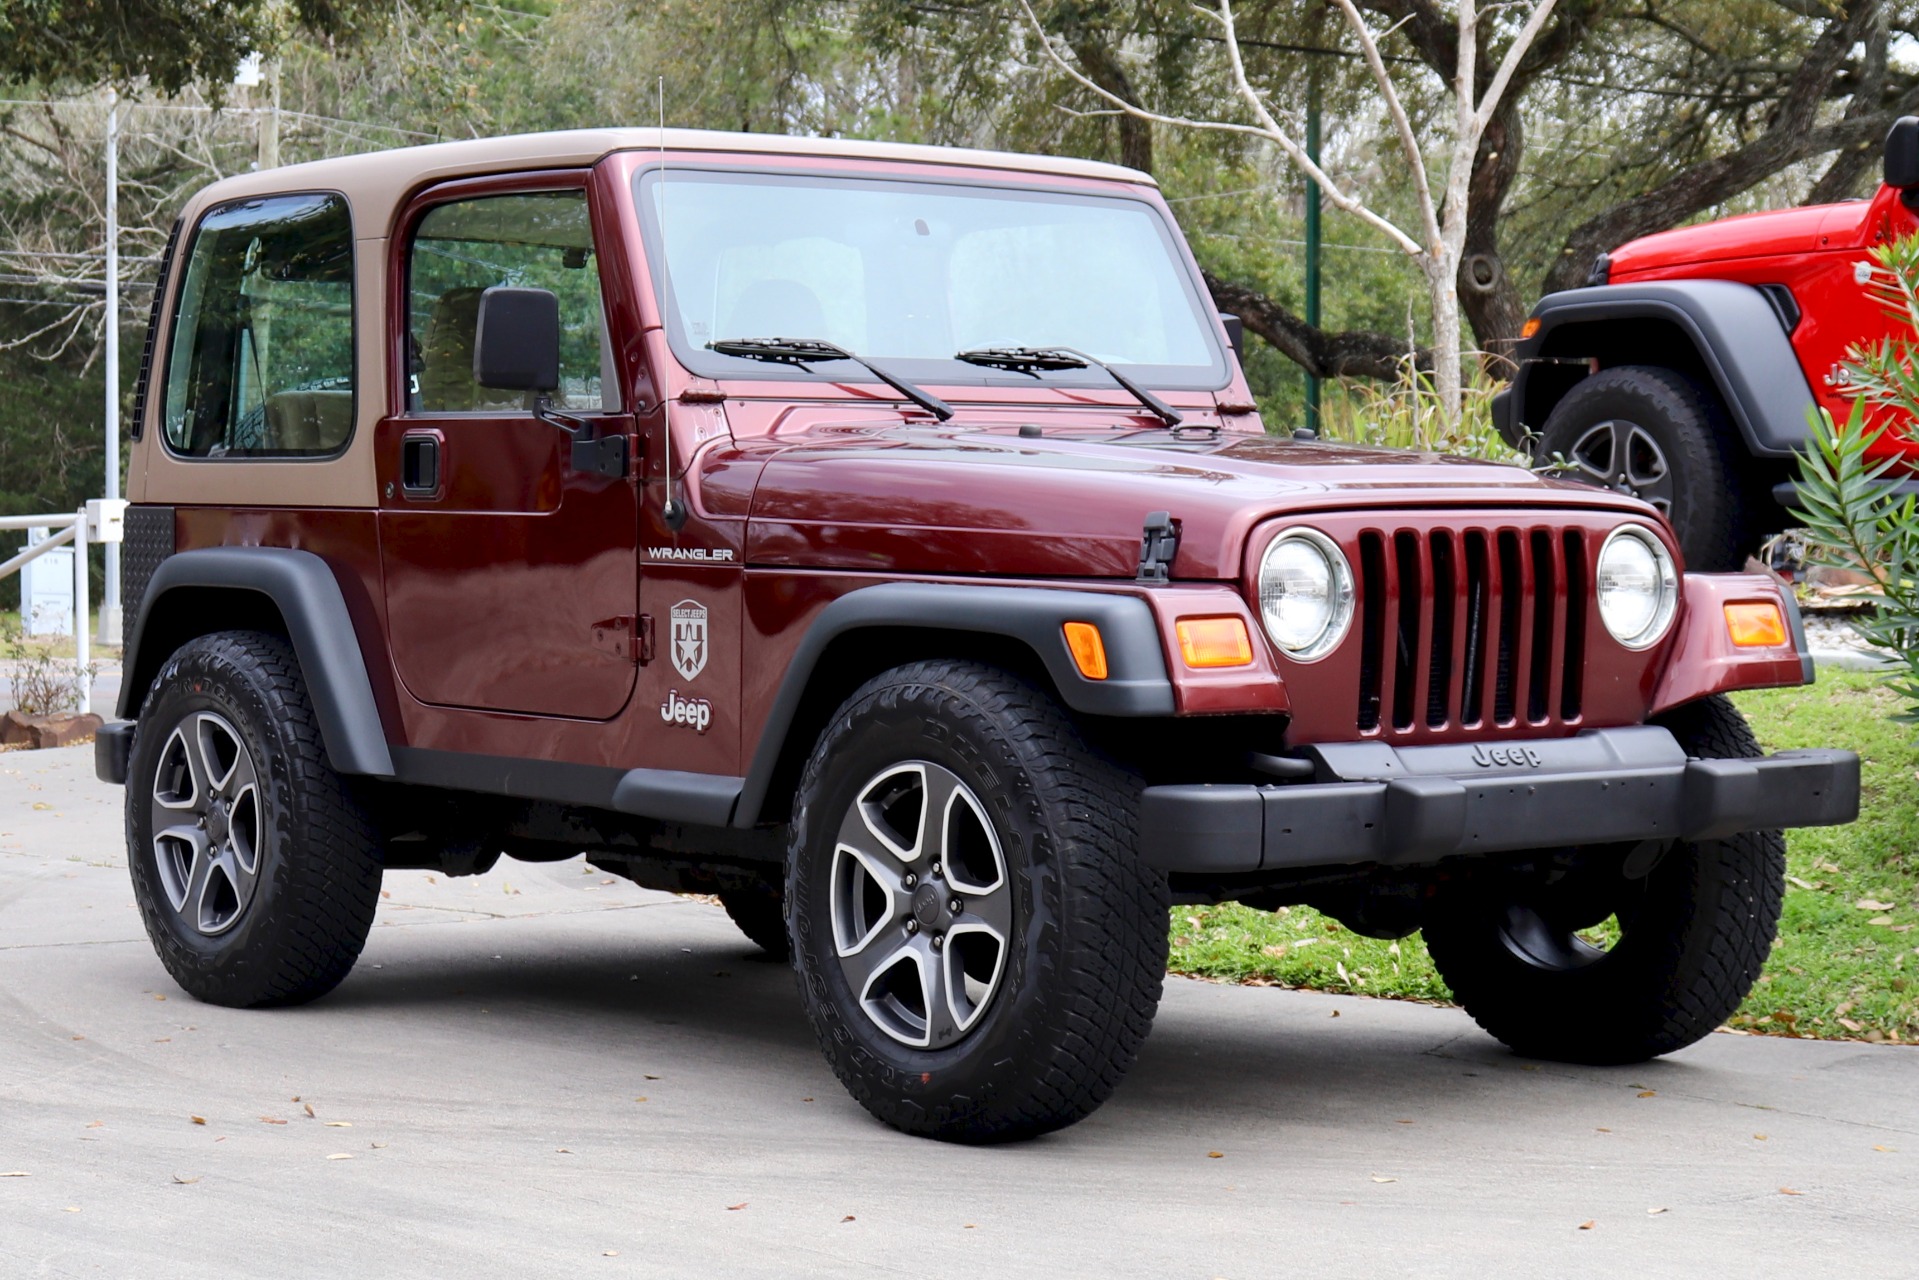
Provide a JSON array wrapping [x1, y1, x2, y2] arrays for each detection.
[[264, 390, 353, 452], [418, 286, 527, 412]]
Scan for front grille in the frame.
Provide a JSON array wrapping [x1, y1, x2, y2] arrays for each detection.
[[1354, 523, 1588, 735]]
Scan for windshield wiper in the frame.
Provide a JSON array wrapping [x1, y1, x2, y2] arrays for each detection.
[[955, 346, 1183, 427], [709, 337, 953, 421]]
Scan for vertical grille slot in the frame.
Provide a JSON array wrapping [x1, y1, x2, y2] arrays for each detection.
[[1560, 529, 1587, 721], [1426, 532, 1456, 727], [1461, 531, 1490, 727], [1355, 531, 1389, 732], [1391, 531, 1422, 731], [1527, 529, 1557, 722], [1493, 531, 1523, 725]]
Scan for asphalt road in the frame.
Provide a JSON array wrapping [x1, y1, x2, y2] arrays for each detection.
[[3, 745, 1915, 1279]]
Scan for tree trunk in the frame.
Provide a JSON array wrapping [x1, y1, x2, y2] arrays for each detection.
[[1424, 254, 1465, 435], [1069, 34, 1153, 174], [1458, 102, 1528, 374]]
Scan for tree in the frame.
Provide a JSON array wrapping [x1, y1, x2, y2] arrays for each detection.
[[0, 1, 440, 96], [1019, 0, 1560, 427]]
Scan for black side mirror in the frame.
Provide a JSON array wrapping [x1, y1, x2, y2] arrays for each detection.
[[1218, 311, 1245, 367], [1886, 117, 1919, 190], [474, 286, 560, 392]]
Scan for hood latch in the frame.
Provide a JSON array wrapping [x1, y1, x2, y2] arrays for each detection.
[[1138, 511, 1180, 583]]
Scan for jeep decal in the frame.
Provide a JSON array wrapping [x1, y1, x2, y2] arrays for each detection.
[[670, 599, 709, 681], [659, 688, 712, 733]]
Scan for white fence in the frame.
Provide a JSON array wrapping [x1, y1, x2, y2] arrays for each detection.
[[0, 500, 126, 715]]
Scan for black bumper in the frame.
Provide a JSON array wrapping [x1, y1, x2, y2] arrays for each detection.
[[95, 720, 133, 785], [1139, 726, 1858, 875]]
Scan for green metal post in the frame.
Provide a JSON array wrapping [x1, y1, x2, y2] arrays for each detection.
[[1304, 83, 1322, 436]]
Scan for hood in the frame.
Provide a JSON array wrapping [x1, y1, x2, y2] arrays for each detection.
[[1610, 200, 1870, 277], [739, 420, 1658, 579]]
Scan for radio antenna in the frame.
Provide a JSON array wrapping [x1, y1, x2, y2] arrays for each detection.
[[657, 76, 689, 531]]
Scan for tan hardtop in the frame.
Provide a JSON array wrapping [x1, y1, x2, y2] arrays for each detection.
[[179, 127, 1157, 234]]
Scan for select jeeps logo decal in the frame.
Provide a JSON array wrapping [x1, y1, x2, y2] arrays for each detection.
[[647, 546, 735, 563], [670, 599, 709, 681], [660, 689, 713, 733], [1470, 743, 1544, 769]]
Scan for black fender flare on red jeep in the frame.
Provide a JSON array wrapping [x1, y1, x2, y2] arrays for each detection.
[[103, 546, 396, 784], [1493, 279, 1819, 461]]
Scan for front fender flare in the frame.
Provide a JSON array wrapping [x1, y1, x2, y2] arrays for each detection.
[[731, 582, 1174, 827], [1514, 280, 1818, 458], [118, 547, 394, 777]]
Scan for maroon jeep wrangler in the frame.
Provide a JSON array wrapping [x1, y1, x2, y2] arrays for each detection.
[[99, 129, 1858, 1142]]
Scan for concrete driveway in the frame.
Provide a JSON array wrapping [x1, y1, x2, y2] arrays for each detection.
[[2, 745, 1914, 1279]]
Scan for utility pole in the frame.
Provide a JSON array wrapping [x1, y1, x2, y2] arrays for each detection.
[[1303, 79, 1322, 438], [101, 87, 122, 647]]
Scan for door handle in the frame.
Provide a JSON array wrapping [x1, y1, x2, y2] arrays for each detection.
[[401, 431, 442, 499]]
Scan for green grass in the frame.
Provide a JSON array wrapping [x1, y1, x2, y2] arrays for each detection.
[[1167, 668, 1919, 1044]]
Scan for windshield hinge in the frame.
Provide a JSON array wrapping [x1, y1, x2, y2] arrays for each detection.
[[1137, 511, 1180, 584]]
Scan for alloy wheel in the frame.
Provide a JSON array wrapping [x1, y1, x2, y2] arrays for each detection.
[[828, 762, 1012, 1049], [150, 711, 263, 937], [1564, 418, 1675, 513]]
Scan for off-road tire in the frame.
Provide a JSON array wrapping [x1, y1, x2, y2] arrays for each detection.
[[787, 659, 1168, 1142], [718, 886, 790, 959], [1423, 695, 1784, 1064], [126, 631, 383, 1008], [1537, 365, 1753, 571]]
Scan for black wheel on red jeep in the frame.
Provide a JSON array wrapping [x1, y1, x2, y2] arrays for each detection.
[[718, 884, 789, 959], [126, 631, 384, 1008], [1422, 695, 1784, 1065], [1536, 365, 1753, 571], [787, 659, 1168, 1142]]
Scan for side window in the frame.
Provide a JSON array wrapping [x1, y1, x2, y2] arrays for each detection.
[[162, 193, 355, 457], [407, 191, 614, 413]]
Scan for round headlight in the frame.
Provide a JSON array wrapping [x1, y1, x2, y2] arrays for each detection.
[[1596, 524, 1678, 649], [1257, 527, 1355, 661]]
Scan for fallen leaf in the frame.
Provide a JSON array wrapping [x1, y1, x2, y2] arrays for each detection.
[[70, 1035, 84, 1041], [963, 1224, 978, 1230], [324, 1121, 352, 1128], [557, 1148, 573, 1154], [31, 802, 48, 810], [325, 1153, 352, 1161], [170, 1174, 199, 1185], [634, 1097, 647, 1103], [1595, 1127, 1611, 1133], [644, 1074, 661, 1080], [801, 1097, 814, 1104], [1207, 1151, 1224, 1159], [0, 1172, 28, 1178], [726, 1202, 748, 1211], [260, 1117, 286, 1125], [1578, 1220, 1596, 1230], [370, 1142, 388, 1149], [1370, 1175, 1397, 1184], [1395, 1119, 1414, 1125], [1329, 1009, 1340, 1018], [1754, 1133, 1768, 1141], [1839, 1018, 1864, 1032], [152, 994, 166, 1002], [1779, 1187, 1803, 1196], [1786, 875, 1817, 890], [504, 883, 521, 896], [602, 1251, 619, 1258], [1857, 900, 1896, 912], [190, 1115, 206, 1126], [840, 1215, 856, 1223], [85, 1122, 102, 1130], [379, 890, 391, 899], [1637, 1091, 1656, 1098], [303, 1104, 316, 1118], [1647, 1207, 1667, 1216], [63, 1207, 79, 1213], [1868, 916, 1896, 927], [1873, 1145, 1894, 1153]]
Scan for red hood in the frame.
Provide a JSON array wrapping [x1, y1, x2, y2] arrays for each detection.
[[730, 416, 1661, 579], [1611, 200, 1871, 277]]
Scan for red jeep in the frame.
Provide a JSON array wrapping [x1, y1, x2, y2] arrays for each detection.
[[1499, 118, 1919, 571], [98, 129, 1856, 1141]]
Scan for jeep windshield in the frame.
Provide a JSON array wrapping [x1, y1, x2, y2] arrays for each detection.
[[634, 167, 1229, 393]]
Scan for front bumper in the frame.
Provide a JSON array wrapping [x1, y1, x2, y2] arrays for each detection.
[[1139, 726, 1858, 875]]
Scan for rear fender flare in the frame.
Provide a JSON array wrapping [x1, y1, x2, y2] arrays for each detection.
[[118, 547, 394, 777]]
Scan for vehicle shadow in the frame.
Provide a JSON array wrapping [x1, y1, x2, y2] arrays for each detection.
[[310, 917, 1708, 1135]]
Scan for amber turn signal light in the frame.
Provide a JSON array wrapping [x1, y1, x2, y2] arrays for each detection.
[[1520, 317, 1542, 339], [1176, 616, 1255, 668], [1062, 621, 1109, 680], [1724, 601, 1787, 648]]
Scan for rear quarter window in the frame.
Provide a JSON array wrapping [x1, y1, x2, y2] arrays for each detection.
[[161, 192, 355, 458]]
